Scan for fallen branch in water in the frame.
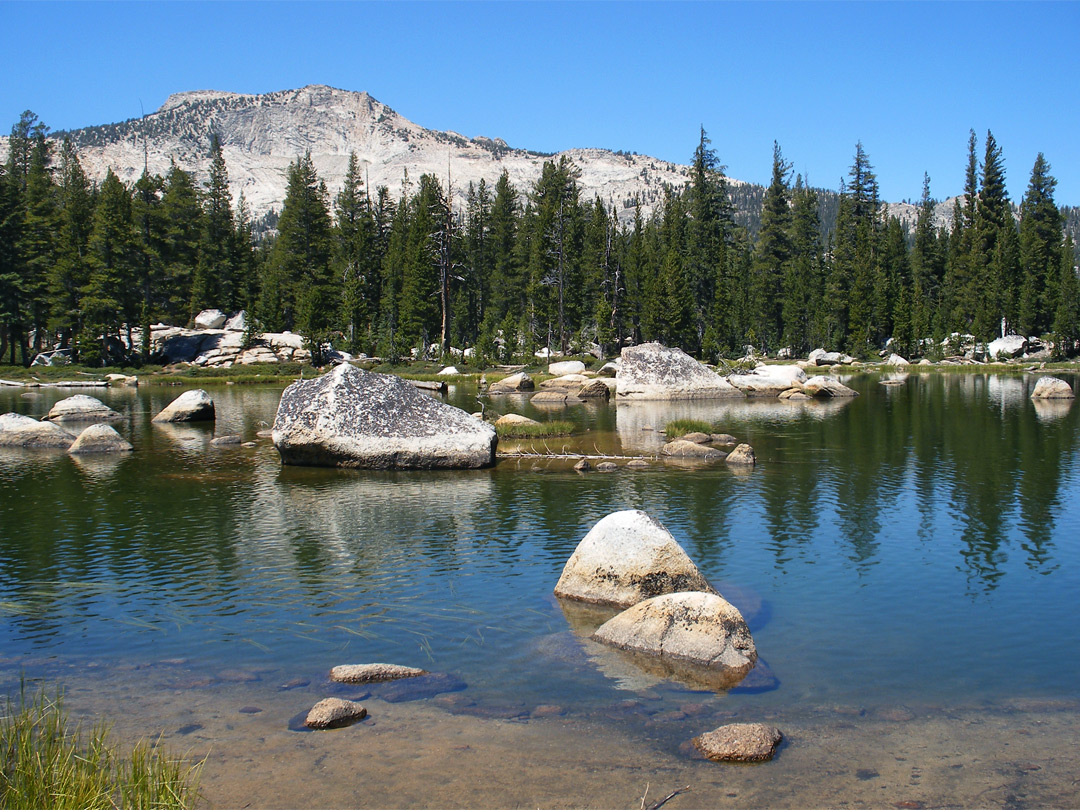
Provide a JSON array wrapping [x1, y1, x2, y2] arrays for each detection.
[[496, 451, 653, 460], [643, 785, 690, 810]]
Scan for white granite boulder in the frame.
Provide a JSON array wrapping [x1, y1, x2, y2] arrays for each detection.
[[0, 413, 74, 448], [1030, 376, 1075, 399], [548, 360, 586, 376], [194, 309, 228, 330], [494, 413, 540, 428], [42, 395, 123, 423], [885, 353, 909, 366], [808, 348, 855, 366], [988, 335, 1028, 360], [68, 424, 133, 454], [616, 343, 742, 401], [592, 592, 757, 677], [436, 366, 460, 376], [727, 364, 807, 397], [272, 364, 497, 469], [554, 510, 716, 607], [152, 389, 216, 423]]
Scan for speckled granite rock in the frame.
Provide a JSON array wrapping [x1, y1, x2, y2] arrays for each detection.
[[43, 395, 123, 423], [616, 343, 742, 401], [1031, 376, 1074, 399], [592, 592, 756, 674], [272, 364, 497, 469], [0, 413, 74, 448], [329, 664, 426, 683], [693, 722, 782, 762], [304, 698, 367, 729], [555, 510, 716, 607]]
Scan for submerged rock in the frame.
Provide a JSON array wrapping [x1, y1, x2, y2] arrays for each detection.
[[693, 722, 782, 762], [304, 698, 367, 729], [152, 389, 215, 422], [554, 510, 716, 607], [43, 395, 123, 423], [329, 663, 426, 683], [0, 413, 74, 448], [67, 424, 133, 454], [616, 343, 742, 401], [272, 364, 497, 469], [591, 592, 756, 675], [1031, 376, 1075, 399]]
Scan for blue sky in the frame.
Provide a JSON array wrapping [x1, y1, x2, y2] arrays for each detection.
[[3, 1, 1077, 204]]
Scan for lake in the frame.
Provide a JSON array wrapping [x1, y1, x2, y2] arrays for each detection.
[[1, 370, 1078, 808]]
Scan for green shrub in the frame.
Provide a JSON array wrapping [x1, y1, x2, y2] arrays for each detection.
[[664, 418, 713, 439], [495, 420, 575, 438]]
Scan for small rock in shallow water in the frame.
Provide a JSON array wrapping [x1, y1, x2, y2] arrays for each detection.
[[531, 704, 565, 718], [305, 697, 367, 729], [595, 461, 618, 472], [238, 706, 262, 714], [573, 458, 592, 472], [693, 722, 783, 762], [374, 672, 466, 703], [210, 434, 242, 447], [279, 678, 310, 690], [330, 663, 426, 683]]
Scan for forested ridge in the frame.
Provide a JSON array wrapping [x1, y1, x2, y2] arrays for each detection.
[[1, 110, 1077, 367]]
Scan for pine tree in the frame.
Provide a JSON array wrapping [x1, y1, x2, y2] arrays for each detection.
[[193, 133, 235, 317], [782, 176, 823, 353], [1018, 153, 1061, 336], [159, 161, 202, 323], [909, 174, 942, 348], [751, 142, 793, 350], [131, 168, 166, 362], [265, 153, 334, 362], [81, 169, 136, 365], [972, 131, 1014, 338], [334, 152, 379, 352], [49, 139, 94, 350], [1052, 235, 1079, 355]]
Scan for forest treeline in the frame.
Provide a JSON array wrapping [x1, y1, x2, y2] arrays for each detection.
[[1, 111, 1077, 367]]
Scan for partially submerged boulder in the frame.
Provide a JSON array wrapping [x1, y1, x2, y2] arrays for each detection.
[[42, 395, 123, 423], [152, 389, 215, 423], [592, 592, 756, 677], [329, 664, 426, 683], [68, 424, 133, 454], [1031, 376, 1075, 399], [531, 391, 571, 405], [0, 413, 74, 448], [801, 376, 859, 398], [693, 723, 783, 762], [488, 372, 534, 393], [304, 698, 367, 729], [616, 343, 742, 401], [725, 444, 756, 466], [554, 510, 716, 607], [661, 439, 725, 459], [727, 365, 807, 398], [272, 364, 497, 469], [577, 379, 611, 399]]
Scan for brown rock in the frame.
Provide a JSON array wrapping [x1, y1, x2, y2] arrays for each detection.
[[680, 431, 712, 444], [573, 458, 592, 472], [577, 379, 611, 399], [693, 722, 782, 762], [725, 444, 756, 466], [304, 697, 368, 729], [661, 439, 724, 459], [595, 461, 618, 472]]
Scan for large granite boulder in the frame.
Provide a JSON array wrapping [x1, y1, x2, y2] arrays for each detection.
[[548, 360, 586, 376], [554, 510, 716, 607], [152, 389, 215, 422], [0, 413, 74, 448], [592, 592, 757, 678], [488, 372, 534, 393], [885, 353, 909, 366], [578, 379, 611, 399], [42, 395, 123, 423], [1031, 376, 1075, 399], [988, 334, 1028, 360], [808, 348, 855, 366], [801, 376, 859, 398], [728, 364, 807, 397], [616, 343, 742, 401], [68, 424, 133, 454], [272, 364, 497, 469], [693, 723, 783, 762]]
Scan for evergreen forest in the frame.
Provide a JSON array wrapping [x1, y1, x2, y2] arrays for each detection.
[[1, 111, 1077, 367]]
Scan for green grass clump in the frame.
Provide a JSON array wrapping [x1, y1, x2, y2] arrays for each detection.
[[0, 685, 201, 810], [495, 420, 575, 438], [664, 419, 714, 439]]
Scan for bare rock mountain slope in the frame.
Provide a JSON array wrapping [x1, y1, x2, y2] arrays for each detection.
[[24, 84, 698, 224]]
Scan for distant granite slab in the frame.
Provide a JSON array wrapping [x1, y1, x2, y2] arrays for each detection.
[[272, 364, 497, 469]]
